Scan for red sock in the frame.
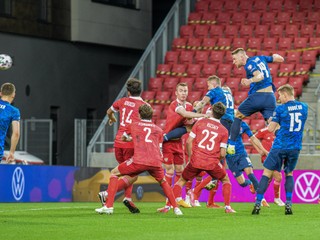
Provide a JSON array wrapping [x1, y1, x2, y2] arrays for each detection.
[[207, 182, 219, 205], [172, 184, 182, 199], [117, 177, 131, 192], [195, 179, 202, 200], [274, 181, 281, 199], [162, 181, 178, 208], [193, 176, 212, 196], [165, 172, 174, 187], [106, 175, 119, 208], [174, 171, 182, 184], [222, 182, 231, 206], [185, 180, 192, 193]]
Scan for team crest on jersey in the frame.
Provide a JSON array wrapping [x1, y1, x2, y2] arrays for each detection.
[[247, 65, 252, 70]]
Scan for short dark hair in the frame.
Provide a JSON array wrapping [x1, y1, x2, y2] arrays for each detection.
[[1, 83, 15, 96], [211, 102, 226, 119], [139, 104, 153, 120], [126, 78, 142, 96]]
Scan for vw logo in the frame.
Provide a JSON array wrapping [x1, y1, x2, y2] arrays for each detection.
[[295, 172, 320, 202], [12, 167, 25, 201]]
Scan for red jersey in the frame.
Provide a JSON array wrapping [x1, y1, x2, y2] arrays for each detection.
[[127, 120, 163, 167], [164, 99, 193, 134], [111, 96, 147, 148], [189, 118, 228, 170], [254, 127, 275, 162]]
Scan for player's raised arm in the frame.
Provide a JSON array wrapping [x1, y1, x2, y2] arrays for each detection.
[[272, 53, 285, 63]]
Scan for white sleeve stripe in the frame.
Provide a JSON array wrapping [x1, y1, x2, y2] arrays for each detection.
[[111, 106, 118, 112], [175, 105, 184, 112], [189, 132, 196, 138], [220, 143, 227, 148]]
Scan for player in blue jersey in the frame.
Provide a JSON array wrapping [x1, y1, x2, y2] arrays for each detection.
[[0, 83, 20, 163], [194, 75, 234, 132], [252, 84, 308, 215], [228, 48, 284, 154]]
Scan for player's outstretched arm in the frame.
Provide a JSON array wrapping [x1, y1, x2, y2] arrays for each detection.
[[107, 107, 117, 125], [176, 107, 206, 119], [272, 53, 284, 63], [250, 135, 268, 156], [194, 96, 210, 112], [267, 121, 279, 133]]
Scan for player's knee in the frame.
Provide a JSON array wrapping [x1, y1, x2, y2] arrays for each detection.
[[235, 110, 245, 119], [174, 164, 184, 173], [164, 164, 174, 173]]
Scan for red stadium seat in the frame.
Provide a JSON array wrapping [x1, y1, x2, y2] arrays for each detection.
[[293, 37, 308, 49], [224, 51, 234, 64], [261, 12, 276, 25], [299, 0, 313, 12], [226, 77, 241, 93], [187, 91, 203, 104], [246, 12, 261, 25], [195, 1, 210, 13], [302, 50, 317, 68], [288, 77, 304, 96], [163, 78, 180, 92], [188, 12, 202, 25], [250, 119, 266, 133], [275, 50, 287, 59], [314, 0, 320, 11], [186, 64, 202, 78], [216, 12, 232, 25], [300, 24, 315, 38], [180, 77, 195, 91], [194, 25, 209, 38], [306, 12, 320, 25], [148, 77, 163, 92], [283, 0, 298, 12], [202, 38, 217, 51], [225, 25, 240, 38], [232, 38, 247, 49], [179, 51, 194, 65], [263, 38, 277, 51], [156, 64, 172, 78], [201, 13, 217, 25], [217, 38, 232, 50], [202, 64, 218, 77], [171, 64, 187, 77], [141, 91, 156, 104], [254, 25, 269, 38], [234, 91, 248, 106], [253, 1, 268, 13], [180, 25, 194, 39], [268, 63, 280, 77], [286, 51, 301, 64], [156, 119, 166, 129], [194, 78, 208, 92], [209, 25, 225, 38], [279, 63, 295, 76], [232, 65, 246, 78], [269, 25, 284, 38], [316, 25, 320, 38], [239, 0, 253, 13], [218, 64, 233, 78], [209, 51, 225, 64], [309, 38, 320, 54], [278, 38, 293, 51], [239, 25, 254, 38], [247, 38, 262, 50], [172, 38, 187, 51], [224, 0, 239, 13], [273, 77, 289, 89], [284, 24, 299, 38], [152, 104, 164, 121], [154, 91, 172, 105], [231, 12, 247, 25], [186, 38, 203, 51], [290, 11, 306, 25], [209, 0, 224, 13], [165, 51, 179, 65], [295, 63, 311, 82], [276, 12, 291, 25], [269, 1, 283, 13], [194, 51, 209, 64]]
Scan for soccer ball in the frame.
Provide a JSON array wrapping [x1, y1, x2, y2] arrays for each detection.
[[0, 54, 13, 70], [205, 179, 218, 190]]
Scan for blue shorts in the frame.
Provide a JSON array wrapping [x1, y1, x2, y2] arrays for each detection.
[[263, 149, 300, 174], [226, 153, 253, 178], [238, 92, 276, 119], [221, 118, 232, 134]]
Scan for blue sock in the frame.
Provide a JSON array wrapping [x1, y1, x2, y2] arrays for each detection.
[[285, 175, 294, 204], [255, 175, 270, 205], [248, 173, 259, 191], [240, 179, 251, 187], [230, 118, 242, 141], [163, 127, 187, 142]]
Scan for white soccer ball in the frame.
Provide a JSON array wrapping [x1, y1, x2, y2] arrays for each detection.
[[205, 179, 218, 190], [0, 54, 13, 70]]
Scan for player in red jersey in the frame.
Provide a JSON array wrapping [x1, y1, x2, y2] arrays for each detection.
[[252, 126, 285, 206], [172, 102, 236, 213], [98, 78, 147, 213], [95, 104, 183, 216]]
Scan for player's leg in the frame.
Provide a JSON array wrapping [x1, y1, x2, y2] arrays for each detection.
[[207, 181, 222, 208], [273, 171, 285, 206]]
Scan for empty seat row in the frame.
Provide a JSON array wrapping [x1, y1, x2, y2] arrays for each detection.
[[180, 24, 320, 39]]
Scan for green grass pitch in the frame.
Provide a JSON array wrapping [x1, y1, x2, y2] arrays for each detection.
[[0, 202, 319, 240]]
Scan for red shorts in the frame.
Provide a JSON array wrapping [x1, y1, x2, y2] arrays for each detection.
[[182, 162, 226, 182], [118, 159, 164, 182], [163, 140, 184, 165], [114, 147, 134, 164]]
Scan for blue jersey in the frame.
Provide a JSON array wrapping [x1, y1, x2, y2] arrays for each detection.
[[0, 99, 20, 156], [227, 121, 253, 155], [205, 87, 234, 121], [245, 55, 275, 95], [271, 100, 308, 150]]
